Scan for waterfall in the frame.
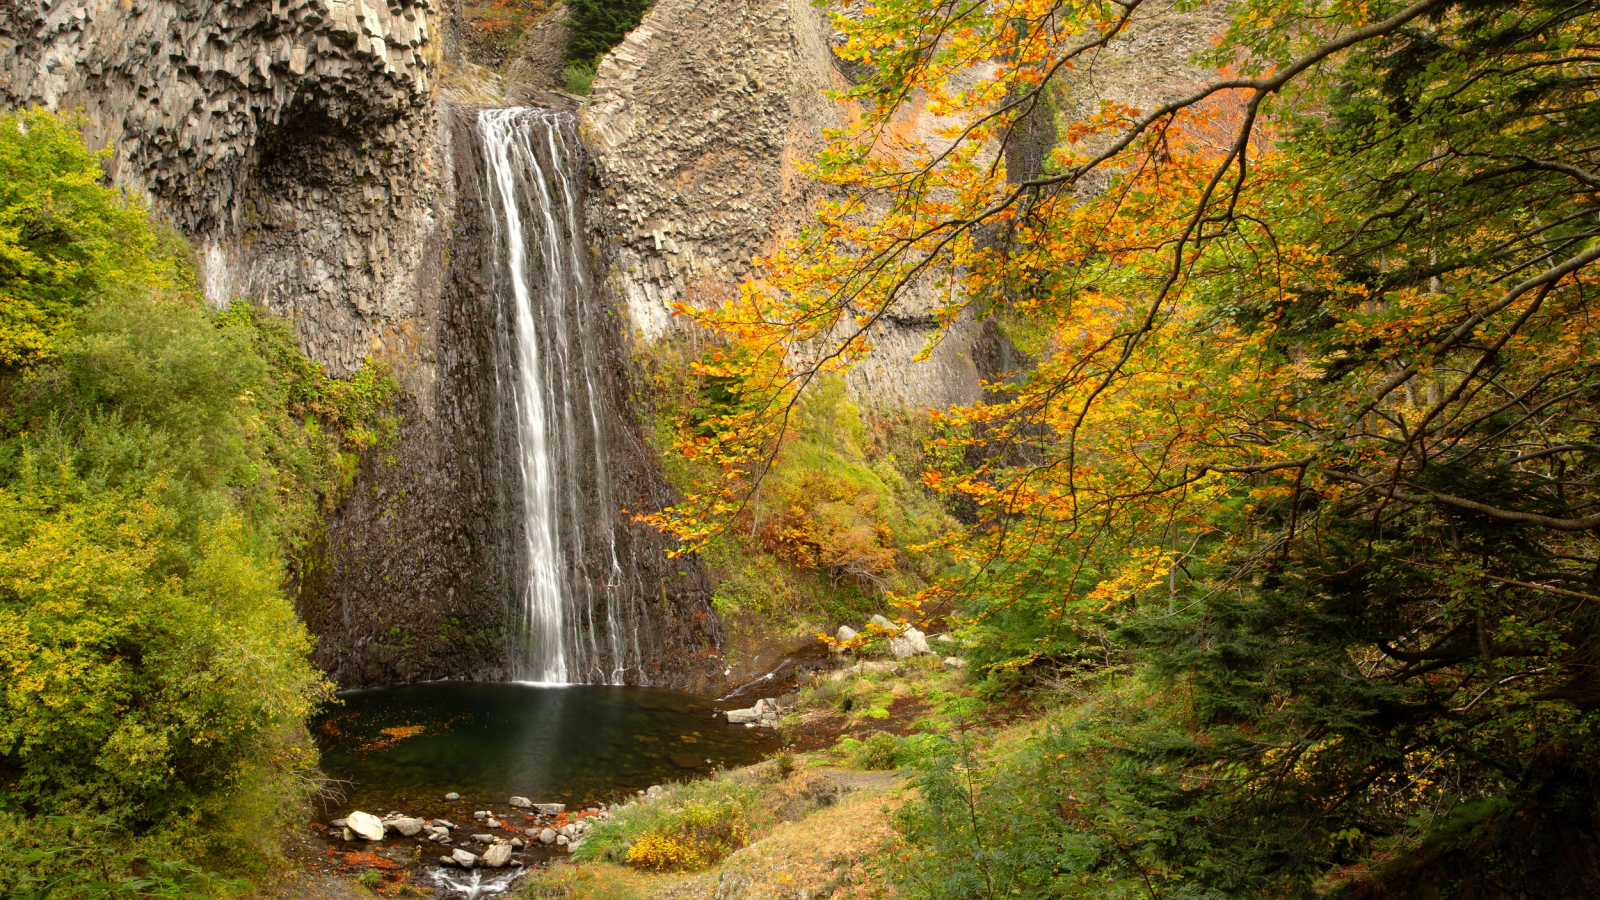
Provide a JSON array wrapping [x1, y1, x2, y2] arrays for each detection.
[[478, 108, 642, 685]]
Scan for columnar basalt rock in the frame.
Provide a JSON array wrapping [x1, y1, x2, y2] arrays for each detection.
[[0, 0, 443, 374]]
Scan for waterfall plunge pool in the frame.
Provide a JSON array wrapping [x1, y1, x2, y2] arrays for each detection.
[[314, 682, 779, 818]]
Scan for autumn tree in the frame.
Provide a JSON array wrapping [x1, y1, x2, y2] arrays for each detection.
[[648, 0, 1600, 894]]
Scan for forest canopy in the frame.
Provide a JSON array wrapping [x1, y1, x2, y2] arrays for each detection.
[[646, 0, 1600, 895]]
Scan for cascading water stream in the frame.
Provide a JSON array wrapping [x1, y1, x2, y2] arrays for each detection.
[[478, 108, 643, 685]]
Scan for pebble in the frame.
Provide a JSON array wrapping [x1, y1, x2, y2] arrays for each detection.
[[445, 792, 461, 801]]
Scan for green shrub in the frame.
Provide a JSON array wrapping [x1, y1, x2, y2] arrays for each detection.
[[0, 109, 165, 370], [562, 63, 596, 95], [0, 109, 377, 897], [838, 732, 942, 771]]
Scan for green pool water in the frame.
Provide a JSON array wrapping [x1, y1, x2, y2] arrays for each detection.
[[315, 682, 777, 817]]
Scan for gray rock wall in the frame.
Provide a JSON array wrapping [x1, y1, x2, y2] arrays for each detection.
[[1, 0, 443, 375], [581, 0, 989, 411]]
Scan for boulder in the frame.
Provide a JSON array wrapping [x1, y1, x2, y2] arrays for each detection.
[[556, 834, 569, 846], [346, 810, 385, 841], [888, 627, 931, 659], [440, 855, 458, 867], [539, 827, 558, 845], [481, 842, 514, 868], [451, 848, 478, 869], [532, 803, 565, 815], [509, 796, 532, 808], [388, 817, 424, 837], [869, 614, 896, 630], [725, 707, 759, 724], [836, 624, 859, 643]]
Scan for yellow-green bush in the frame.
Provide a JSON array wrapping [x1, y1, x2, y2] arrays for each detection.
[[623, 800, 748, 872], [0, 109, 386, 897]]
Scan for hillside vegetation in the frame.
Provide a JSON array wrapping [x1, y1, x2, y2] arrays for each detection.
[[0, 110, 393, 898]]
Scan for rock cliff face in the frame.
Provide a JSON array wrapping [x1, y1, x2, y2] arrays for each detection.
[[1, 0, 442, 374], [581, 0, 991, 411]]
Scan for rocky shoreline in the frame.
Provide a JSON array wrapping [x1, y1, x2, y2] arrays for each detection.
[[324, 796, 609, 872]]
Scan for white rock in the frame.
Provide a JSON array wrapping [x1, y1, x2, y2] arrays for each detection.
[[481, 843, 513, 868], [346, 810, 385, 841], [532, 803, 565, 815], [725, 707, 760, 724], [943, 656, 968, 669], [509, 796, 532, 808], [556, 834, 568, 846], [451, 848, 478, 868], [836, 625, 859, 643], [539, 828, 557, 845], [888, 627, 932, 659], [444, 792, 461, 800]]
